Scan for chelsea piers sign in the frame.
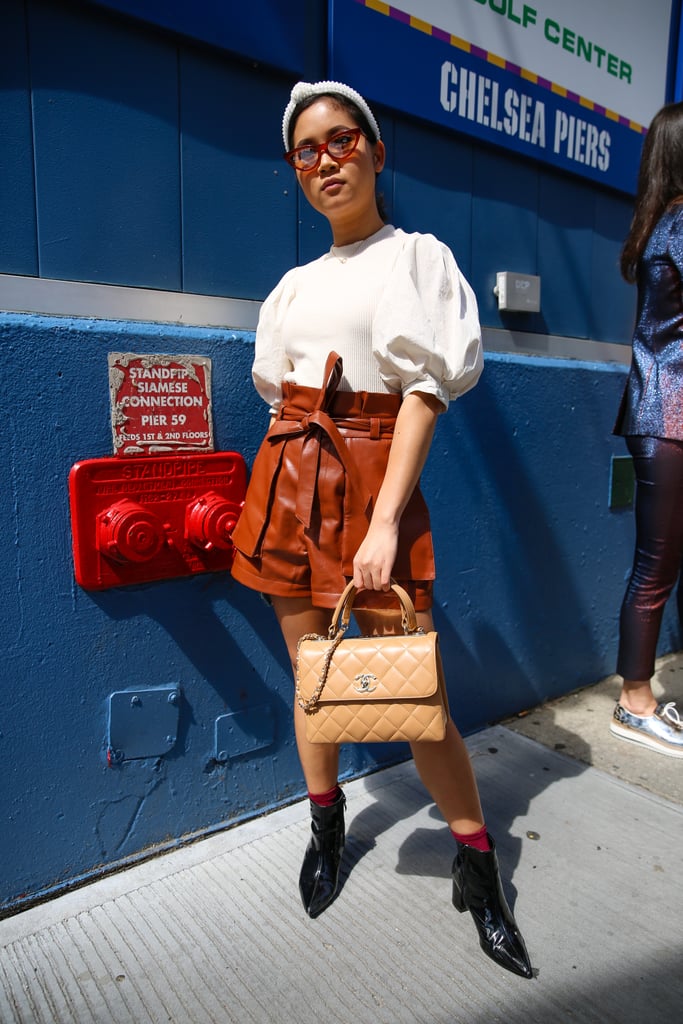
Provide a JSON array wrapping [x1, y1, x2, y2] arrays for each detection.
[[438, 59, 611, 175], [332, 0, 675, 193]]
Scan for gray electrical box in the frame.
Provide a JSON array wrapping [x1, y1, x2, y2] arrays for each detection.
[[494, 272, 541, 312]]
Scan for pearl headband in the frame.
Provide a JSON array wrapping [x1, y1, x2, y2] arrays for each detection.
[[282, 80, 381, 150]]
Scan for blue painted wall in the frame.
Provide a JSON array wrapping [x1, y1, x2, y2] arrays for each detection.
[[1, 0, 680, 912], [4, 312, 669, 913]]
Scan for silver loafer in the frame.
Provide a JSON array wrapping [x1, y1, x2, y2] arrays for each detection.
[[610, 701, 683, 758]]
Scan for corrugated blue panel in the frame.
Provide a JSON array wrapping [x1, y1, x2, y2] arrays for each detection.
[[85, 0, 311, 76], [29, 0, 181, 288], [589, 192, 636, 346], [537, 173, 594, 338], [471, 147, 540, 329], [181, 56, 296, 300], [393, 118, 474, 279], [0, 0, 38, 276]]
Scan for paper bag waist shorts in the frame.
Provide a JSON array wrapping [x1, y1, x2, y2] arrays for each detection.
[[231, 354, 435, 610]]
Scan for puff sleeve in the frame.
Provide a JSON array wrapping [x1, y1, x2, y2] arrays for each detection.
[[372, 232, 483, 409], [252, 268, 297, 410]]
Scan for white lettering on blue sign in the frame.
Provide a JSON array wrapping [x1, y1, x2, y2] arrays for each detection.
[[553, 110, 610, 170], [440, 61, 545, 146], [440, 60, 610, 172]]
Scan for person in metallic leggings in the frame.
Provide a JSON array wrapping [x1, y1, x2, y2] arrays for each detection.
[[612, 102, 683, 757]]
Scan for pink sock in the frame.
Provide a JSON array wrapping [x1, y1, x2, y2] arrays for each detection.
[[308, 785, 342, 807], [451, 825, 491, 852]]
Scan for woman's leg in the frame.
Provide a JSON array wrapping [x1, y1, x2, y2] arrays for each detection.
[[271, 594, 340, 791], [611, 436, 683, 757], [355, 601, 531, 978], [409, 719, 484, 833], [410, 617, 484, 834], [617, 436, 683, 713], [271, 595, 346, 919], [355, 606, 484, 830]]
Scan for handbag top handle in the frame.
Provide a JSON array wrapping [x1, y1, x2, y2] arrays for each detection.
[[329, 579, 420, 637], [295, 578, 427, 712]]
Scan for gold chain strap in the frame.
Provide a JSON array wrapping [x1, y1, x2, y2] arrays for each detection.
[[295, 623, 348, 711]]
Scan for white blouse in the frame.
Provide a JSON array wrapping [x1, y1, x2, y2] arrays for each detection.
[[252, 224, 483, 411]]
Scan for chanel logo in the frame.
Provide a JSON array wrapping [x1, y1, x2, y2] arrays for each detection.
[[353, 672, 378, 694]]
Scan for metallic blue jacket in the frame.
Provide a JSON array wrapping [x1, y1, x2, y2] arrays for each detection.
[[615, 204, 683, 440]]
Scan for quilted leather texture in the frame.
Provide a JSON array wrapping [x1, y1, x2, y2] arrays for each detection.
[[296, 632, 448, 743]]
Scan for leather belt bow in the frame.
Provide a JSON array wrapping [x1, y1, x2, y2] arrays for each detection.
[[267, 352, 393, 529]]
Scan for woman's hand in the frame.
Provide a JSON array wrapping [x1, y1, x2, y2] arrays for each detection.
[[352, 520, 399, 591], [352, 393, 442, 591]]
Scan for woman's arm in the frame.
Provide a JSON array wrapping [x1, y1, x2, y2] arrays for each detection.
[[352, 391, 443, 591]]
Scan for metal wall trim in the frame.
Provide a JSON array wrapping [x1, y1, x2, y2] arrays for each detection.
[[0, 274, 631, 365], [482, 327, 631, 366], [0, 274, 261, 331]]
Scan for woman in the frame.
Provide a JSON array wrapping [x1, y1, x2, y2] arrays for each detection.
[[612, 100, 683, 757], [231, 79, 532, 978]]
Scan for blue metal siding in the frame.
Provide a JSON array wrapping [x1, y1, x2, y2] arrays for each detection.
[[180, 53, 297, 300], [590, 194, 635, 344], [29, 0, 181, 288], [84, 0, 314, 76], [1, 0, 637, 336], [537, 173, 595, 339], [392, 117, 474, 280], [1, 0, 38, 276], [471, 147, 541, 330]]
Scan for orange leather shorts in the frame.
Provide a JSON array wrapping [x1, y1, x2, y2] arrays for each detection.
[[231, 354, 435, 610]]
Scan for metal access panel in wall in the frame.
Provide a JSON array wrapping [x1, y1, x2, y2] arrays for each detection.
[[215, 705, 275, 762], [107, 685, 181, 763]]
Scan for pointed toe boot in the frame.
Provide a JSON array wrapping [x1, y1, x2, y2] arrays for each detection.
[[452, 835, 532, 979], [299, 790, 346, 919]]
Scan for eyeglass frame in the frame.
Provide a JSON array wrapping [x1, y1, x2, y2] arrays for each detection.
[[283, 127, 365, 172]]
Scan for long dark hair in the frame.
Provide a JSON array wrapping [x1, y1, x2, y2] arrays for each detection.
[[620, 101, 683, 282], [287, 91, 388, 221]]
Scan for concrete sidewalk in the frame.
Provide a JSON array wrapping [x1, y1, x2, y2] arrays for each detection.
[[502, 650, 683, 805], [1, 658, 682, 1024]]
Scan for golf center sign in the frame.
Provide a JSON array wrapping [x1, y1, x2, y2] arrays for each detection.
[[331, 0, 675, 193]]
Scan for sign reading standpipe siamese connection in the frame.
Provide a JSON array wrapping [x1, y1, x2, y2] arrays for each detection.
[[109, 353, 214, 457]]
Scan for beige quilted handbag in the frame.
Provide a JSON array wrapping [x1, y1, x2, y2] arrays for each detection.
[[295, 580, 449, 743]]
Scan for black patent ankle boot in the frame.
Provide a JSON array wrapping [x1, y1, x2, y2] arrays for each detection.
[[299, 790, 346, 919], [452, 835, 532, 979]]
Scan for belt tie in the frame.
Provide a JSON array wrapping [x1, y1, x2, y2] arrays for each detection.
[[267, 352, 386, 530], [268, 408, 374, 529]]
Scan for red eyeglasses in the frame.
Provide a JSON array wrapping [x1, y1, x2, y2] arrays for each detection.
[[283, 128, 364, 171]]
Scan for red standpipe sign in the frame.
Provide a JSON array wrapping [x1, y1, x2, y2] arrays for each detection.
[[108, 353, 214, 457]]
